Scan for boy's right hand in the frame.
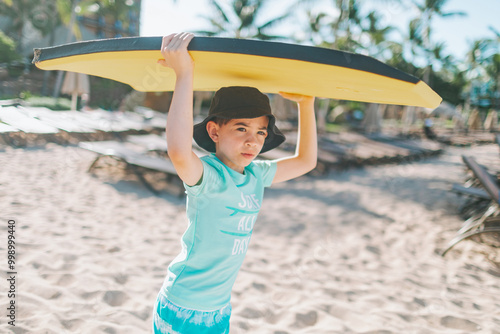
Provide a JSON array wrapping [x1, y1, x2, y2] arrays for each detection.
[[158, 32, 195, 77]]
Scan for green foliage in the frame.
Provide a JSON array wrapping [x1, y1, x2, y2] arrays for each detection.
[[87, 77, 132, 110], [0, 31, 21, 63], [95, 0, 140, 22], [24, 96, 73, 110], [325, 123, 348, 133]]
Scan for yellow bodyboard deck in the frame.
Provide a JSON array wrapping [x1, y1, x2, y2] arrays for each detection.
[[33, 36, 441, 108]]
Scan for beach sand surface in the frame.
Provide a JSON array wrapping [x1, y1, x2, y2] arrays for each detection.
[[1, 142, 499, 334]]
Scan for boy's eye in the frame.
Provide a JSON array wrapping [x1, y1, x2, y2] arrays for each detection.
[[237, 127, 246, 132], [258, 131, 268, 136]]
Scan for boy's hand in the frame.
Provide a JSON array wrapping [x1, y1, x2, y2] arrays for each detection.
[[158, 32, 195, 77], [279, 92, 315, 106]]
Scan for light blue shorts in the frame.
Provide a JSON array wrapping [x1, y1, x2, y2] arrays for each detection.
[[153, 292, 231, 334]]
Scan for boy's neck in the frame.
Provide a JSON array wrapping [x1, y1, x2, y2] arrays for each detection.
[[212, 153, 247, 175]]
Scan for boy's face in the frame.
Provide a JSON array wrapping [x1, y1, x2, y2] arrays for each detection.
[[207, 116, 269, 173]]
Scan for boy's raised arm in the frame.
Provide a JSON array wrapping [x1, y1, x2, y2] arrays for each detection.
[[158, 33, 203, 186], [273, 93, 317, 184]]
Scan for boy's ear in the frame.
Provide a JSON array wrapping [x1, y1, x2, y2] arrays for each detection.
[[206, 121, 219, 143]]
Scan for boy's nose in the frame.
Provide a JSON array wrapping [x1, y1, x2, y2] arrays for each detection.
[[245, 134, 258, 146]]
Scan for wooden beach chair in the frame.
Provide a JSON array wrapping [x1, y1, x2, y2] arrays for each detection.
[[79, 140, 184, 196], [442, 155, 500, 256], [0, 122, 20, 147]]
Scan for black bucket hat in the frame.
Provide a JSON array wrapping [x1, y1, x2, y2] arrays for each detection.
[[193, 86, 285, 153]]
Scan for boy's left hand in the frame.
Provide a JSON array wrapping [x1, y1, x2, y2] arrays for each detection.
[[279, 92, 315, 105]]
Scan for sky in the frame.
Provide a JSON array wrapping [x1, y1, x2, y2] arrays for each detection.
[[140, 0, 500, 61]]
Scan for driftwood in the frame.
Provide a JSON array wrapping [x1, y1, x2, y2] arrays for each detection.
[[443, 156, 500, 256]]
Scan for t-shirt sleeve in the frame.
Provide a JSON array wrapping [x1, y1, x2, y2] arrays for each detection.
[[184, 158, 221, 197], [253, 160, 278, 187]]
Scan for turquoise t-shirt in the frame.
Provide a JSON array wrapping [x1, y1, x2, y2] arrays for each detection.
[[161, 154, 277, 311]]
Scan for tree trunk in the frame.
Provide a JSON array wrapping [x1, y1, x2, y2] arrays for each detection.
[[316, 98, 329, 134], [361, 103, 383, 134]]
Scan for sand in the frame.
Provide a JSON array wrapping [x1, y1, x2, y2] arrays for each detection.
[[1, 142, 499, 334]]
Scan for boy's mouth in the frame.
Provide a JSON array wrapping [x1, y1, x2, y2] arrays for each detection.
[[241, 152, 255, 159]]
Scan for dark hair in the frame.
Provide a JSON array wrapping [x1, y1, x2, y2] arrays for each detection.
[[210, 117, 232, 127]]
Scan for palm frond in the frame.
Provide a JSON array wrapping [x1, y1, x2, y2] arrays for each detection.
[[488, 26, 500, 39], [209, 0, 231, 24], [441, 11, 466, 17], [258, 12, 291, 31]]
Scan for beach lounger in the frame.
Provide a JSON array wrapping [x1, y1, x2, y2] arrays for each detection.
[[134, 106, 168, 130], [0, 106, 59, 134], [442, 156, 500, 256], [0, 99, 21, 107], [126, 133, 207, 157], [368, 133, 444, 157], [0, 106, 60, 146], [66, 110, 132, 133], [18, 106, 96, 134], [496, 134, 500, 155], [91, 109, 152, 132], [79, 141, 183, 196], [127, 133, 169, 151], [0, 123, 18, 133]]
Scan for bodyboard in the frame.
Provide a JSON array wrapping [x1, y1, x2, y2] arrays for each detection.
[[33, 36, 441, 108]]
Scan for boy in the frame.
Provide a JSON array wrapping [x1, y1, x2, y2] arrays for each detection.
[[154, 32, 317, 333]]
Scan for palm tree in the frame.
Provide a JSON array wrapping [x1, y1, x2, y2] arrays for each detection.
[[197, 0, 293, 39], [487, 54, 500, 109], [462, 38, 494, 109], [357, 9, 399, 133], [485, 28, 500, 108], [409, 0, 465, 83], [330, 0, 363, 51], [301, 9, 328, 45], [296, 0, 402, 132], [300, 0, 363, 51]]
